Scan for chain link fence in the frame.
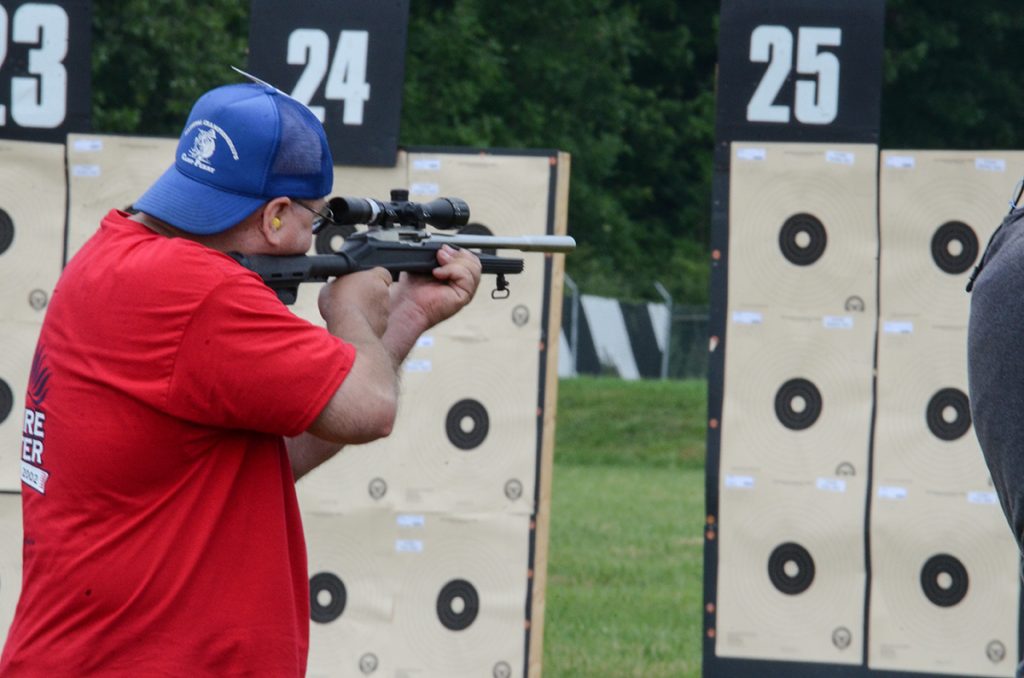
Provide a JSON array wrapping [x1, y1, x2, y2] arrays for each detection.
[[560, 278, 708, 380]]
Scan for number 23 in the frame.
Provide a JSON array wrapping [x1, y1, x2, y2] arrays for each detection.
[[0, 2, 69, 129]]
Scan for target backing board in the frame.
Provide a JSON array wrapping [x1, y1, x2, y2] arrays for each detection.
[[728, 142, 878, 316], [0, 322, 43, 491], [0, 493, 23, 647], [879, 150, 1024, 331], [0, 139, 66, 323], [304, 509, 531, 678], [719, 310, 874, 482], [65, 134, 178, 263], [873, 328, 990, 494], [868, 493, 1019, 676], [715, 480, 867, 665], [297, 150, 568, 517]]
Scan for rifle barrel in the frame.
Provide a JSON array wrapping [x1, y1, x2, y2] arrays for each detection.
[[428, 234, 576, 253]]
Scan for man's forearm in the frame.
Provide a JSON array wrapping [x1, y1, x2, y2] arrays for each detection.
[[381, 302, 432, 368], [286, 433, 343, 481]]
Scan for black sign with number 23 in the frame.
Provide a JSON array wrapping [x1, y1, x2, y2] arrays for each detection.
[[0, 0, 91, 142]]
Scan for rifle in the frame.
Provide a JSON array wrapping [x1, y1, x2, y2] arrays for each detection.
[[229, 190, 576, 305]]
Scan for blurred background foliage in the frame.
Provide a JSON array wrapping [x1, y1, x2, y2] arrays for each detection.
[[90, 1, 1023, 304]]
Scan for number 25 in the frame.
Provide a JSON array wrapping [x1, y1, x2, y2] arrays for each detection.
[[747, 25, 841, 125]]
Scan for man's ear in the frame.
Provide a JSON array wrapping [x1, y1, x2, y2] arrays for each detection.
[[259, 197, 292, 245]]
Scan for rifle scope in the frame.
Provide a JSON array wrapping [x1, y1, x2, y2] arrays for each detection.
[[329, 189, 470, 230]]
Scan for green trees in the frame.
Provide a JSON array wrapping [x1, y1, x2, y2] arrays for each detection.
[[402, 0, 718, 303], [87, 2, 1021, 305], [882, 1, 1024, 150]]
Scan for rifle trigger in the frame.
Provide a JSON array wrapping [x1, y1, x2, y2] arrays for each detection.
[[492, 274, 511, 299]]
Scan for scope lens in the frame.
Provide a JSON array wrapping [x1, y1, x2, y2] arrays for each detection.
[[329, 197, 383, 225]]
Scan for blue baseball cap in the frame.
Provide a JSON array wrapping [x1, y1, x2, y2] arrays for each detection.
[[135, 83, 334, 235]]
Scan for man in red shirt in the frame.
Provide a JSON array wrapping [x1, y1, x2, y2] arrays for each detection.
[[0, 83, 481, 676]]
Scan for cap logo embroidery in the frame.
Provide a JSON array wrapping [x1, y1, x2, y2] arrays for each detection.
[[180, 119, 240, 174]]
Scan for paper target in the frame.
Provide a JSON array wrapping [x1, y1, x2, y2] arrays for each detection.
[[878, 150, 1024, 329], [873, 329, 989, 492], [388, 513, 528, 678], [65, 134, 179, 264], [715, 482, 866, 665], [303, 510, 400, 678], [868, 494, 1018, 676], [0, 140, 66, 323], [728, 143, 878, 315], [720, 311, 874, 480]]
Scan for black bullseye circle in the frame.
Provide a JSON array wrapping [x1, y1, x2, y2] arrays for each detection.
[[437, 579, 479, 631], [309, 572, 346, 624], [768, 542, 815, 595], [446, 399, 490, 450], [0, 379, 11, 424], [314, 222, 356, 254], [926, 388, 971, 441], [774, 378, 822, 430], [920, 554, 969, 607], [0, 208, 13, 256], [778, 213, 827, 266], [931, 221, 979, 274]]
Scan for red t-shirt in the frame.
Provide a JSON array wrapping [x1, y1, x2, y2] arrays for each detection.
[[0, 210, 355, 676]]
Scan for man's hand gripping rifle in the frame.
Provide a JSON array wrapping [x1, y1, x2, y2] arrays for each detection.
[[230, 189, 576, 305]]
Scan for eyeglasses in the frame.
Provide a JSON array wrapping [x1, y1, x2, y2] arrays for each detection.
[[292, 199, 335, 234]]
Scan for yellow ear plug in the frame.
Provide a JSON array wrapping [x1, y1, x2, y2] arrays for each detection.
[[272, 217, 282, 230]]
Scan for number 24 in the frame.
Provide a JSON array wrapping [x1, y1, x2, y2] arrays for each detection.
[[288, 29, 370, 126], [747, 25, 841, 125]]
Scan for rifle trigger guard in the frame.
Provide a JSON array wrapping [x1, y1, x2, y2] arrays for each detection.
[[492, 274, 511, 299]]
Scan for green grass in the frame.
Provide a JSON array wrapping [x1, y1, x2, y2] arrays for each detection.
[[543, 377, 708, 677], [553, 377, 708, 469]]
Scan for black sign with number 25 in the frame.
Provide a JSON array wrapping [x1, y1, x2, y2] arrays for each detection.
[[716, 0, 885, 144], [0, 0, 91, 142], [247, 0, 409, 167]]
